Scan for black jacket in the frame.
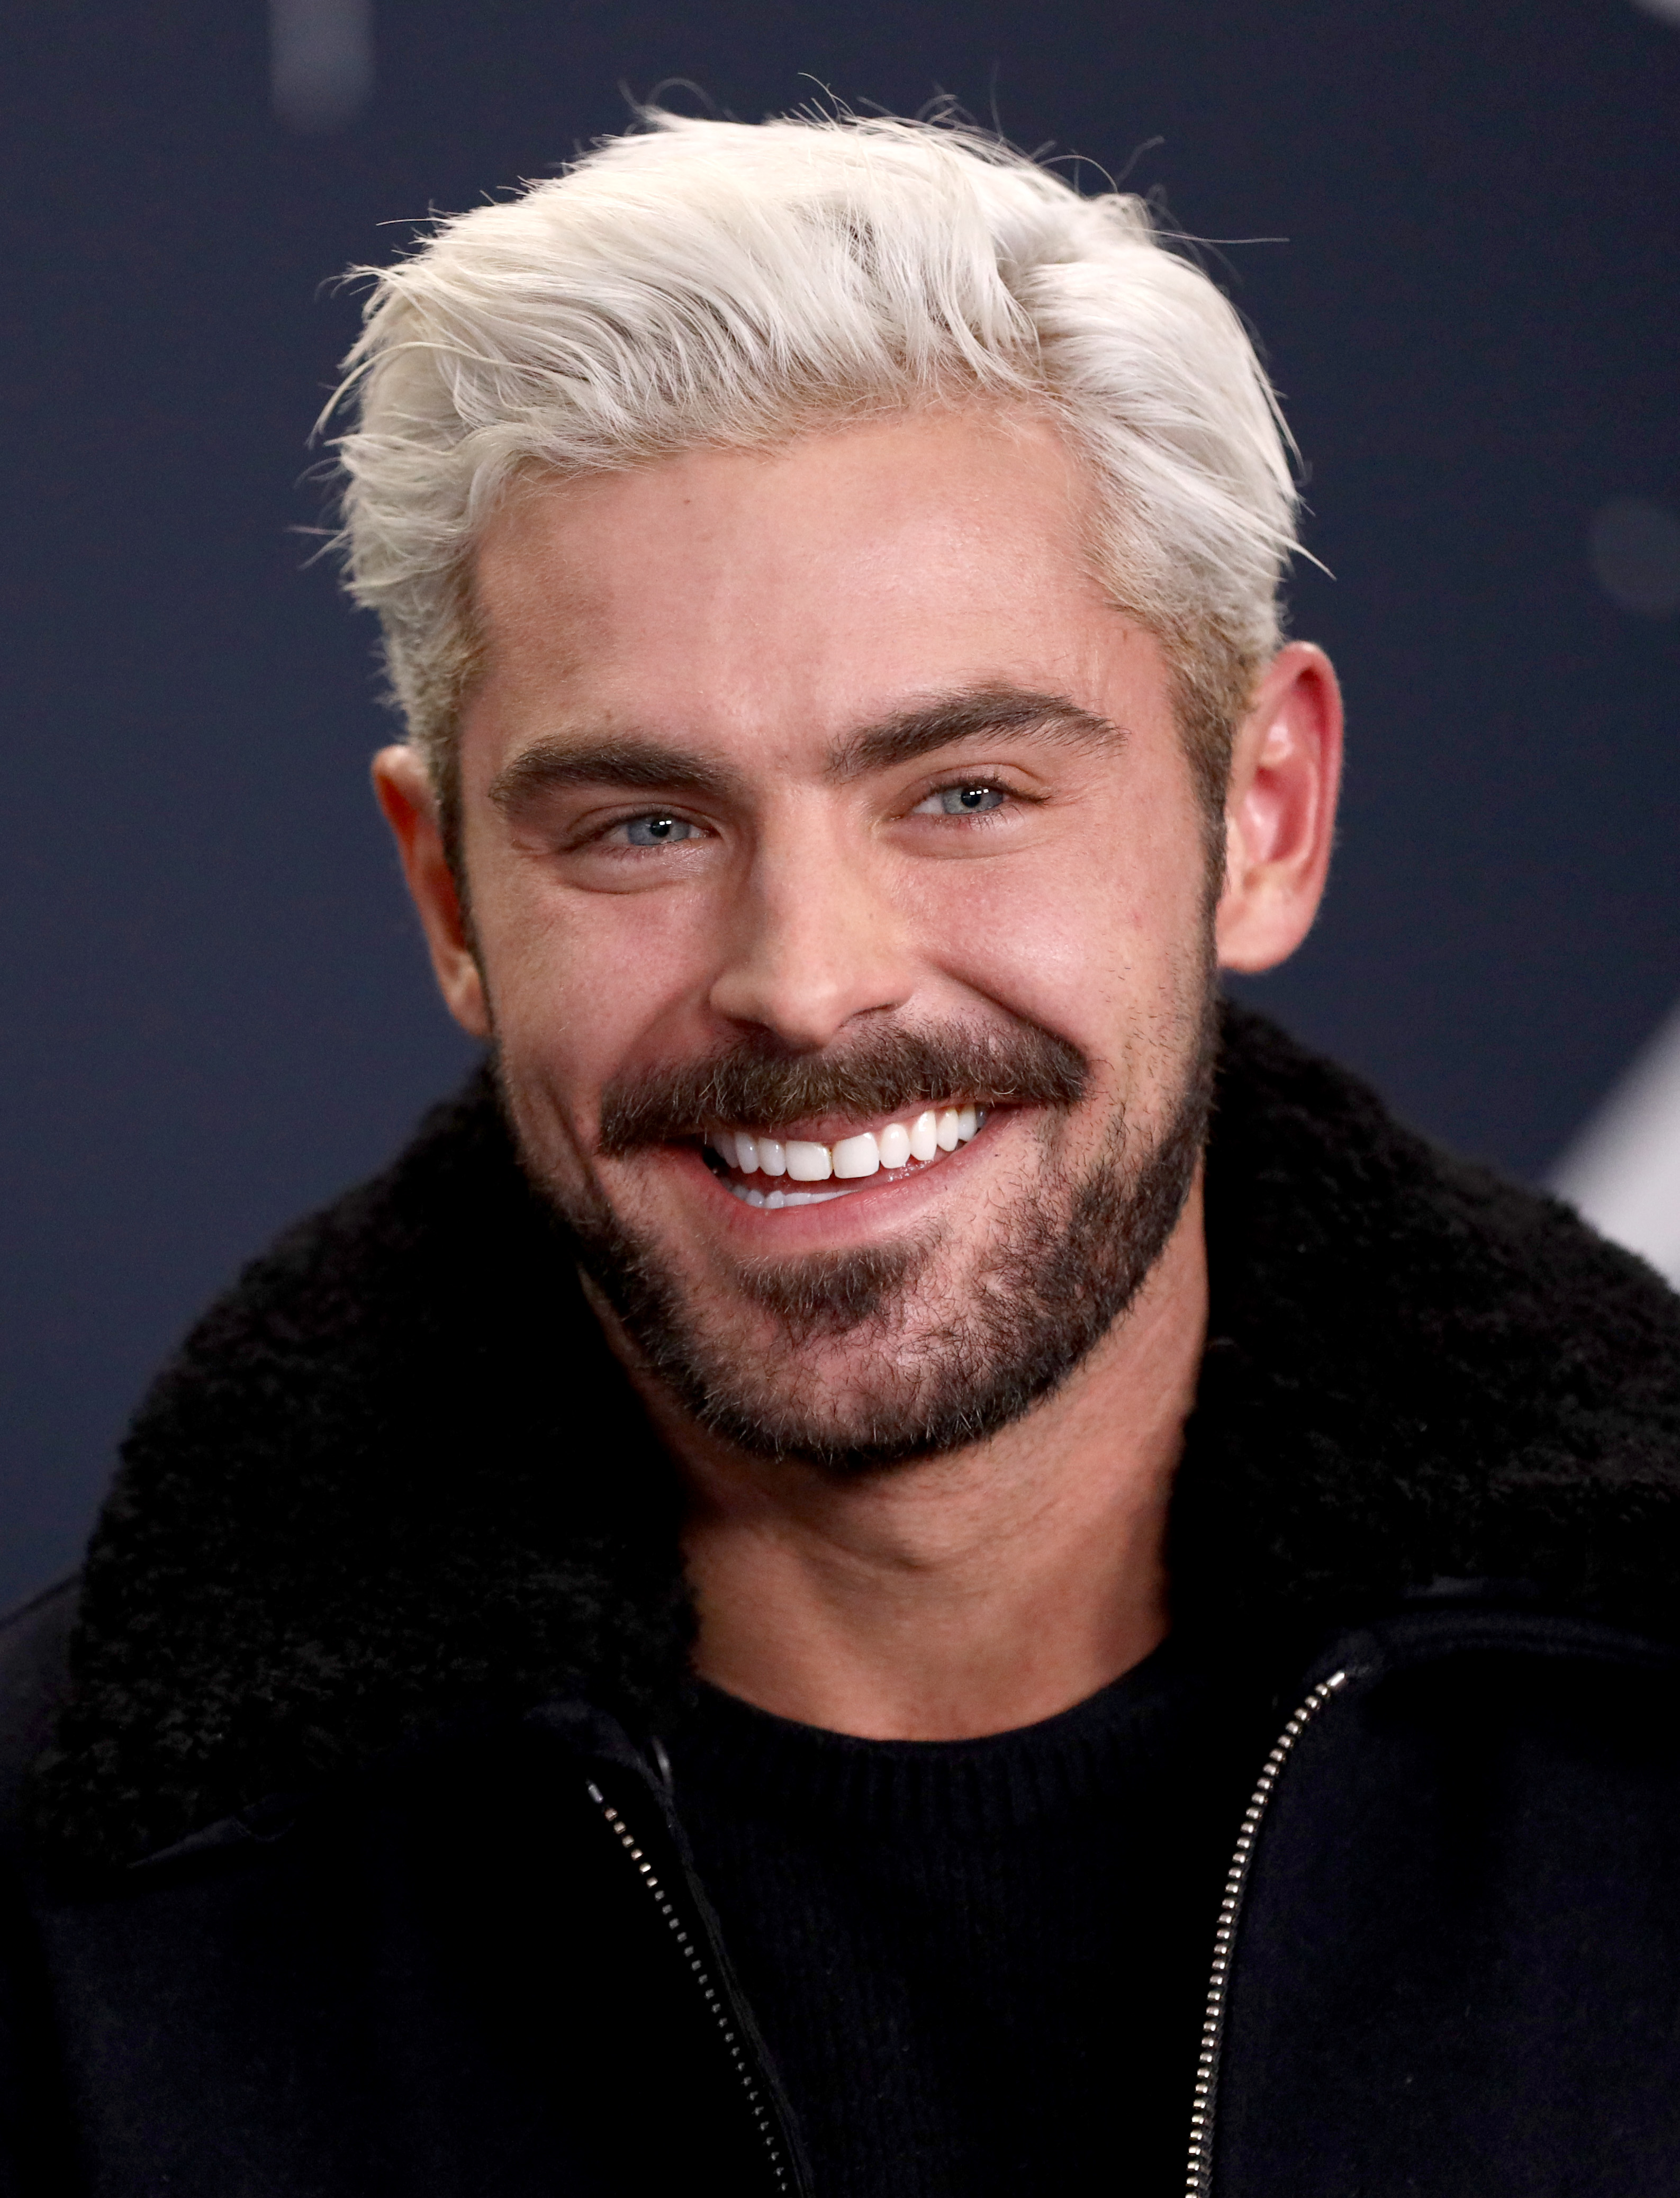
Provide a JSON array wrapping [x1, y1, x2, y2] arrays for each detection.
[[3, 1006, 1679, 2196]]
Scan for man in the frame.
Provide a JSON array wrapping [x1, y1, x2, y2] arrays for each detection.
[[2, 111, 1678, 2198]]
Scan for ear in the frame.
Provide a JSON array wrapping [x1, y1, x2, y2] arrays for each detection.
[[371, 746, 491, 1039], [1214, 642, 1344, 974]]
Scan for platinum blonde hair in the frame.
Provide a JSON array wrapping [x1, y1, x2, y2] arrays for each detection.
[[332, 112, 1301, 834]]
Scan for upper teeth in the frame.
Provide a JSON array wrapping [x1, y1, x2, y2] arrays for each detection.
[[710, 1106, 981, 1183]]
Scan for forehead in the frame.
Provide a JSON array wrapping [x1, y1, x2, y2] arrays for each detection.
[[463, 408, 1159, 767]]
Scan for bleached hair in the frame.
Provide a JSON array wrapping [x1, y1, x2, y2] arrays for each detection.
[[331, 112, 1301, 834]]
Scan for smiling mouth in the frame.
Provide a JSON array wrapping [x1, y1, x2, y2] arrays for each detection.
[[701, 1106, 988, 1209]]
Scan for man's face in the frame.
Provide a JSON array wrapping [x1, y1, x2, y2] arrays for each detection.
[[450, 408, 1220, 1466]]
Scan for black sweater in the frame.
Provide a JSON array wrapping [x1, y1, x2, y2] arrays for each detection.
[[669, 1648, 1273, 2197]]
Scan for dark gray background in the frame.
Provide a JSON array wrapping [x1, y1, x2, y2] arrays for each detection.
[[7, 0, 1679, 1611]]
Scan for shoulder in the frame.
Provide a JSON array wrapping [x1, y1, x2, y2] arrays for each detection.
[[1213, 1000, 1680, 1372], [1186, 1006, 1680, 1646]]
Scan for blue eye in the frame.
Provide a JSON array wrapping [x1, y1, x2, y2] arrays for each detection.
[[620, 814, 701, 846], [914, 783, 1008, 817]]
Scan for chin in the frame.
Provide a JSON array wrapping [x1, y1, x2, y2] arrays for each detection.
[[574, 1115, 1204, 1475]]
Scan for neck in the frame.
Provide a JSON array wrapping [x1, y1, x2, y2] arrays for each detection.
[[607, 1183, 1208, 1741]]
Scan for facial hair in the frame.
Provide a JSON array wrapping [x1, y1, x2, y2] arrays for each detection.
[[508, 989, 1218, 1476]]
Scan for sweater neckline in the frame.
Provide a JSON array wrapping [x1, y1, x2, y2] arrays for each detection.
[[666, 1639, 1227, 1838]]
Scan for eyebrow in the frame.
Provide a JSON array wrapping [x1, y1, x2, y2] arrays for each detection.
[[823, 686, 1125, 780], [486, 684, 1124, 815], [487, 737, 744, 814]]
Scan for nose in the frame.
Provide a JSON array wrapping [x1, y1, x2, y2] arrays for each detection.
[[707, 806, 913, 1050]]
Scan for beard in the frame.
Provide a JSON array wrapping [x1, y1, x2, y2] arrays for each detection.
[[504, 976, 1218, 1476]]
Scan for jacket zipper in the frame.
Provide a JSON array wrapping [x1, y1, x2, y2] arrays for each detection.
[[1185, 1668, 1350, 2198], [588, 1780, 798, 2195]]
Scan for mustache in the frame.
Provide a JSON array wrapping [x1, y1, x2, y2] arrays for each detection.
[[597, 1020, 1088, 1156]]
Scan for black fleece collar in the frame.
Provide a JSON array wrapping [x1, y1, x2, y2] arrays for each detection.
[[34, 1007, 1680, 1866]]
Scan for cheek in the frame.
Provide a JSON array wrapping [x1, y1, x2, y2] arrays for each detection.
[[909, 827, 1208, 1054], [472, 864, 722, 1099]]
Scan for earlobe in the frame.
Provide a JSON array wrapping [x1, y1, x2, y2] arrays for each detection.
[[1214, 643, 1344, 976], [371, 746, 491, 1040]]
